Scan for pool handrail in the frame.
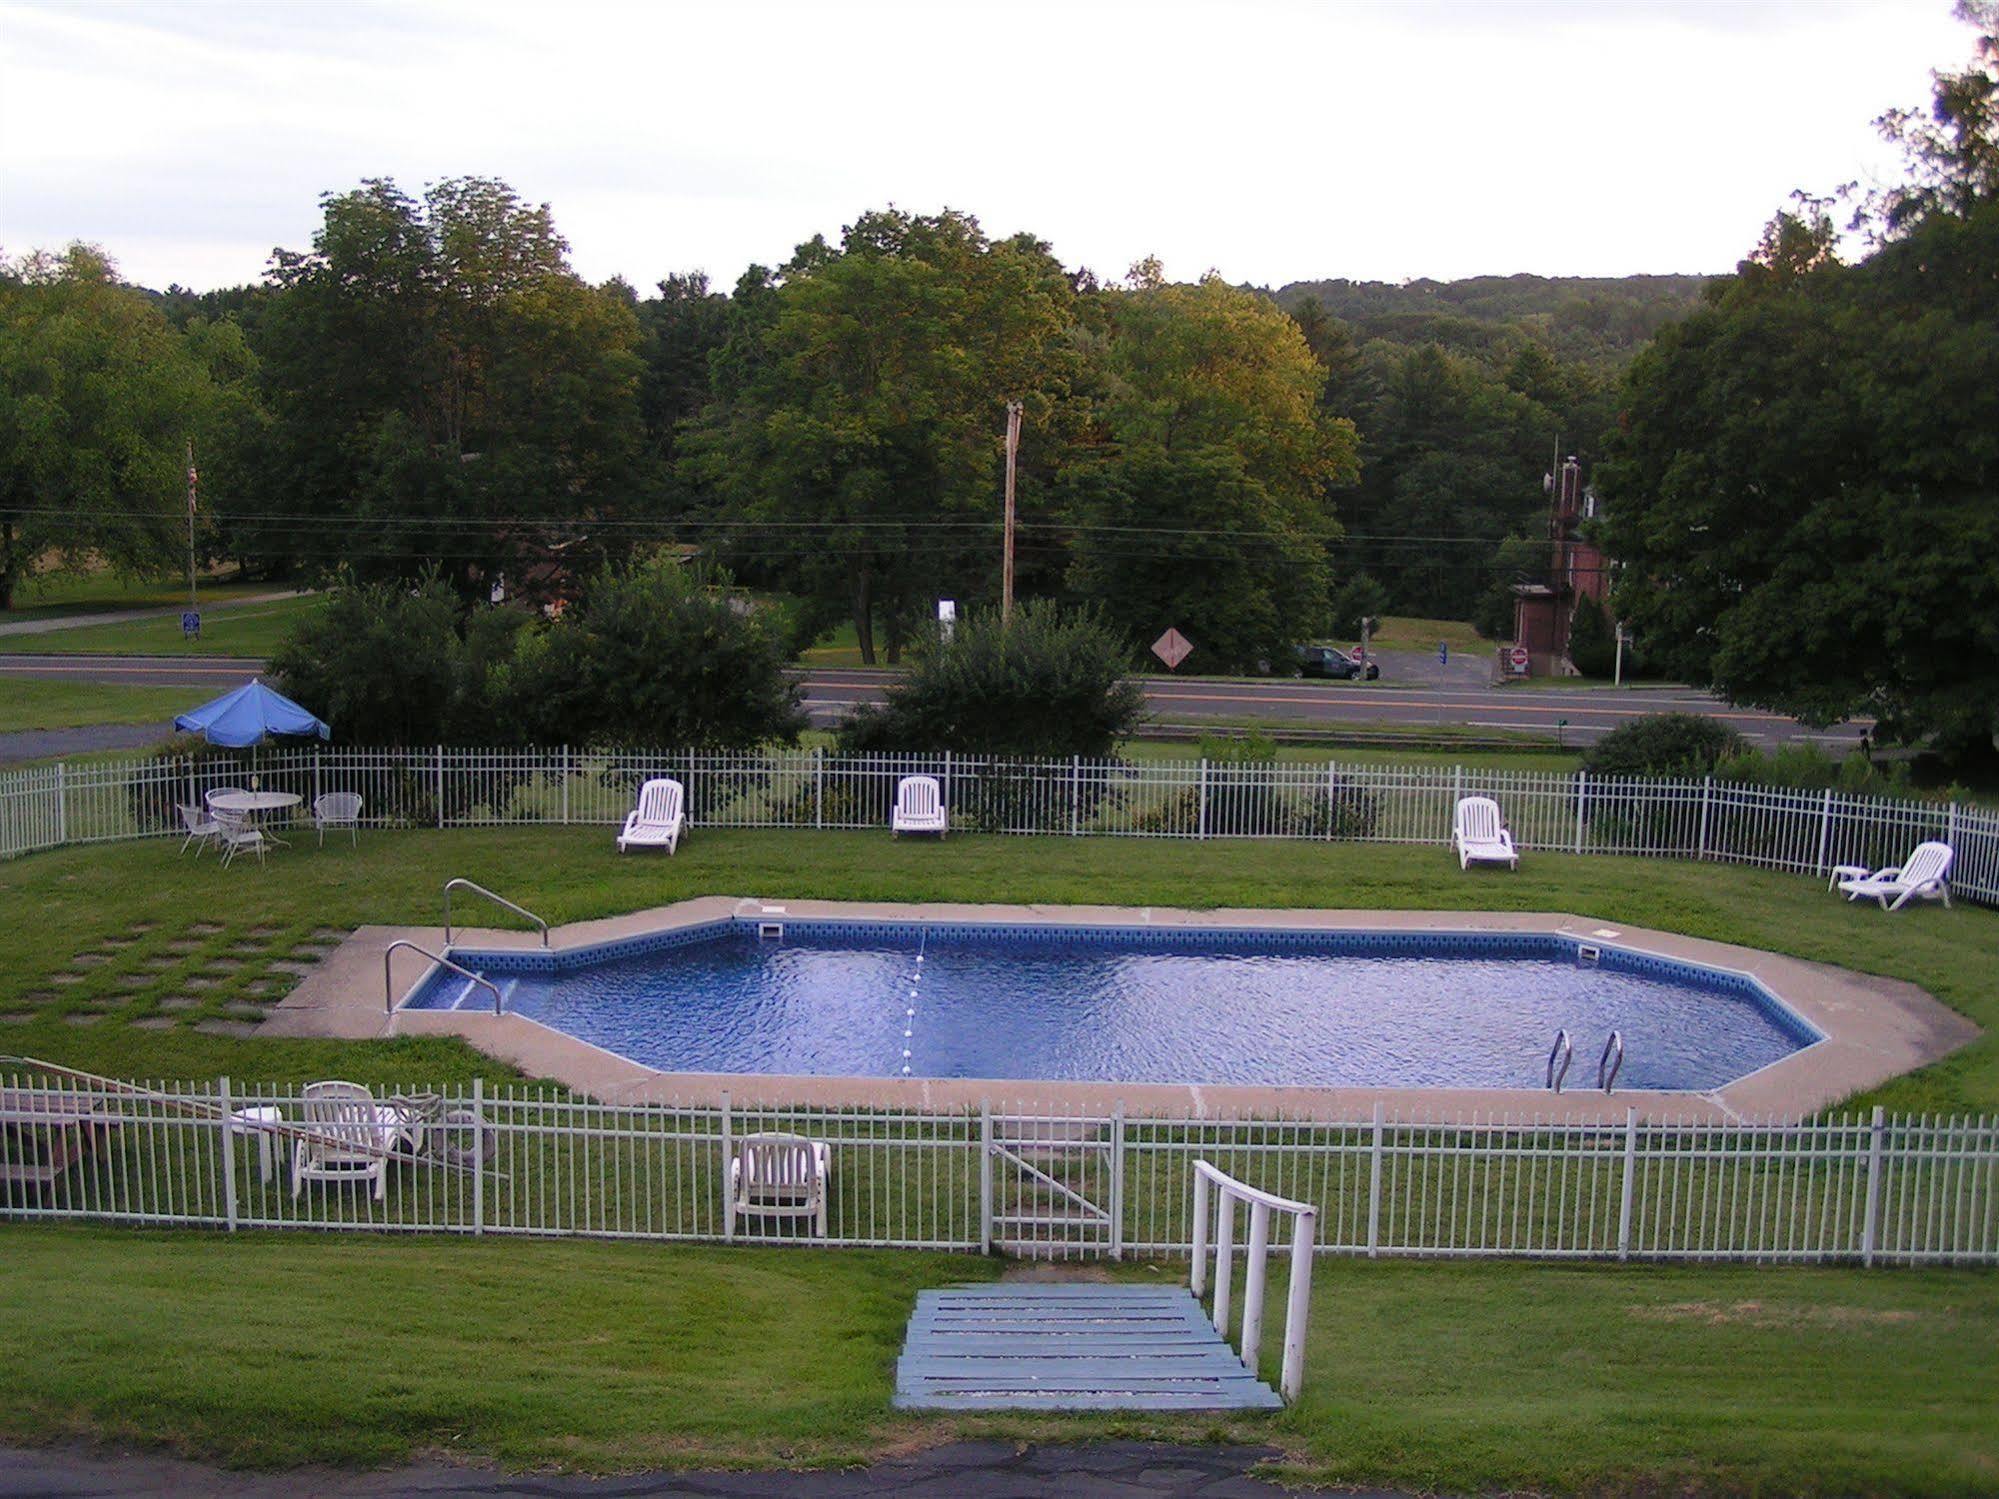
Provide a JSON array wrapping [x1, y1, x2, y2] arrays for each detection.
[[1189, 1159, 1316, 1403], [385, 940, 503, 1015], [443, 879, 549, 947]]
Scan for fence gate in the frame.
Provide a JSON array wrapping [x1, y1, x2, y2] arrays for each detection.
[[987, 1106, 1122, 1259]]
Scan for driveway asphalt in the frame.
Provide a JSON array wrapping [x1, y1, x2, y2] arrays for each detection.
[[0, 1442, 1408, 1498]]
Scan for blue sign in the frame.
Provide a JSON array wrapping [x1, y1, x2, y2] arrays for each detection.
[[1438, 642, 1448, 665], [181, 610, 200, 638]]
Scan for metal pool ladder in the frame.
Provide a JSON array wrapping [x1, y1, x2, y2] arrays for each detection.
[[1598, 1031, 1625, 1094], [1546, 1029, 1573, 1092], [444, 879, 548, 946]]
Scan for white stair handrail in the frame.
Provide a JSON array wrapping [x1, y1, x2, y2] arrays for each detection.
[[1598, 1031, 1625, 1094], [1189, 1159, 1316, 1403], [443, 879, 549, 947], [384, 940, 502, 1015]]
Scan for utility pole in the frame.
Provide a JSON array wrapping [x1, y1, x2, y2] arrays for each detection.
[[185, 438, 199, 610], [1001, 401, 1022, 625]]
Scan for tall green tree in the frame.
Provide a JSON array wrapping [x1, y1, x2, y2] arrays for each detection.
[[1065, 274, 1358, 671], [680, 209, 1081, 663], [0, 245, 259, 608], [1600, 6, 1999, 760], [253, 177, 645, 591]]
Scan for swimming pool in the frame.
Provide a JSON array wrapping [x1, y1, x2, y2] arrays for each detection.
[[403, 918, 1821, 1091]]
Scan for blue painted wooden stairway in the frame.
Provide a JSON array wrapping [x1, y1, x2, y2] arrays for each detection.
[[893, 1284, 1283, 1411]]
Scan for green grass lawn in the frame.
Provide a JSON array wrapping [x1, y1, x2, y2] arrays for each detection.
[[0, 1226, 1991, 1492], [0, 593, 322, 657], [1364, 614, 1494, 655], [4, 571, 275, 623], [0, 680, 197, 735], [1, 828, 1995, 1111]]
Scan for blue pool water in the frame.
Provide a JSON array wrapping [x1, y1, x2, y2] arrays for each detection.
[[405, 922, 1818, 1091]]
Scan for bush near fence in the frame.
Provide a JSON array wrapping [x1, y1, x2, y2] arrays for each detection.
[[2, 1074, 1993, 1265]]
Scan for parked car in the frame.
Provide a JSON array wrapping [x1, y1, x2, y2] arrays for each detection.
[[1293, 644, 1379, 681]]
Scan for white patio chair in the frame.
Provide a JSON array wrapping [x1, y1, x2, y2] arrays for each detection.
[[176, 802, 220, 856], [291, 1081, 427, 1202], [313, 791, 364, 847], [204, 786, 246, 812], [617, 777, 685, 854], [891, 775, 948, 837], [727, 1131, 832, 1237], [1837, 840, 1953, 911], [211, 806, 266, 868], [1452, 795, 1518, 870]]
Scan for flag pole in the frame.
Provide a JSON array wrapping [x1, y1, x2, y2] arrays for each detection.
[[185, 438, 199, 614]]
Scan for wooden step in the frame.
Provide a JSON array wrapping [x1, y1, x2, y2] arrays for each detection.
[[894, 1285, 1282, 1412]]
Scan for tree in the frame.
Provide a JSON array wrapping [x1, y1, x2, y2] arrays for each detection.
[[1327, 572, 1389, 640], [1600, 13, 1999, 760], [837, 599, 1142, 757], [253, 177, 645, 591], [680, 209, 1081, 664], [1065, 275, 1359, 671], [0, 245, 260, 608], [1565, 596, 1617, 678], [504, 554, 805, 749], [1866, 1, 1999, 235]]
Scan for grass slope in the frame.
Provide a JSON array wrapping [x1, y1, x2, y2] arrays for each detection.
[[0, 681, 195, 734], [0, 595, 321, 657], [0, 1226, 1992, 1492], [0, 828, 1994, 1110]]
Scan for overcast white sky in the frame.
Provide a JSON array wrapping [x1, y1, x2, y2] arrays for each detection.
[[0, 0, 1973, 294]]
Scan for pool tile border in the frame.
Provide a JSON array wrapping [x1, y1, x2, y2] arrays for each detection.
[[266, 897, 1978, 1124]]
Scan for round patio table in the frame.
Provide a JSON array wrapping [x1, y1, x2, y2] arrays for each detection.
[[207, 790, 302, 847]]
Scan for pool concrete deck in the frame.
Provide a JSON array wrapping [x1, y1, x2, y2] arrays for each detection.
[[263, 897, 1978, 1124]]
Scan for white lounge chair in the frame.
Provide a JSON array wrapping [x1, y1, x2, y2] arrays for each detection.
[[176, 802, 220, 856], [617, 777, 685, 854], [1452, 795, 1518, 870], [727, 1131, 832, 1237], [313, 791, 364, 847], [211, 806, 266, 868], [1837, 841, 1953, 911], [891, 775, 948, 837], [291, 1081, 427, 1202]]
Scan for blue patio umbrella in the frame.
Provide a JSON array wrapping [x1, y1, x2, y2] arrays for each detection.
[[173, 679, 331, 748]]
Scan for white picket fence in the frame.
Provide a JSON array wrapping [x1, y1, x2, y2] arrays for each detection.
[[2, 746, 1994, 903], [2, 1074, 1994, 1265]]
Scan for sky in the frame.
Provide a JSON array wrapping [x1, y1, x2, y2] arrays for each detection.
[[0, 0, 1974, 295]]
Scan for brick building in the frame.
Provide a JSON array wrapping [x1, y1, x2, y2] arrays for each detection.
[[1510, 456, 1609, 675]]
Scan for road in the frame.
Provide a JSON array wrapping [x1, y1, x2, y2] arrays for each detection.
[[0, 653, 1864, 749]]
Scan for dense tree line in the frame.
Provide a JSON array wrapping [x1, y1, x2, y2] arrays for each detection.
[[1600, 0, 1999, 764]]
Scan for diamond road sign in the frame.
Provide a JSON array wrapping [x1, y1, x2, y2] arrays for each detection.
[[1151, 627, 1192, 670]]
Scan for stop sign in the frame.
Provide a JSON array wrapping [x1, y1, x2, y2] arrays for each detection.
[[1509, 646, 1530, 671]]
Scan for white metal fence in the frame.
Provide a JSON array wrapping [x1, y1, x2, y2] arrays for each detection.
[[3, 746, 1995, 904], [4, 1074, 1994, 1265]]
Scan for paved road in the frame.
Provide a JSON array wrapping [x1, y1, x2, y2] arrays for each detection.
[[796, 667, 1863, 748], [0, 1441, 1406, 1498], [0, 654, 1863, 749]]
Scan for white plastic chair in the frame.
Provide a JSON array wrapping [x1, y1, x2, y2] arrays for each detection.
[[617, 777, 685, 854], [291, 1081, 426, 1202], [1452, 796, 1518, 870], [313, 791, 364, 847], [176, 802, 220, 856], [212, 806, 266, 868], [891, 775, 948, 837], [1837, 841, 1953, 911], [727, 1132, 832, 1237]]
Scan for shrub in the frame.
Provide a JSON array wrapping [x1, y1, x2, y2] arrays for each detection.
[[1566, 597, 1618, 678], [1580, 713, 1748, 779], [1327, 574, 1389, 641], [837, 600, 1144, 758], [496, 554, 807, 751], [269, 572, 478, 746]]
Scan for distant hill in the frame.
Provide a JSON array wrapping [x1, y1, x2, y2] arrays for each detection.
[[1268, 273, 1713, 369]]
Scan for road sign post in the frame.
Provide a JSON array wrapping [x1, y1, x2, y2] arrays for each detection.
[[1151, 628, 1192, 671]]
